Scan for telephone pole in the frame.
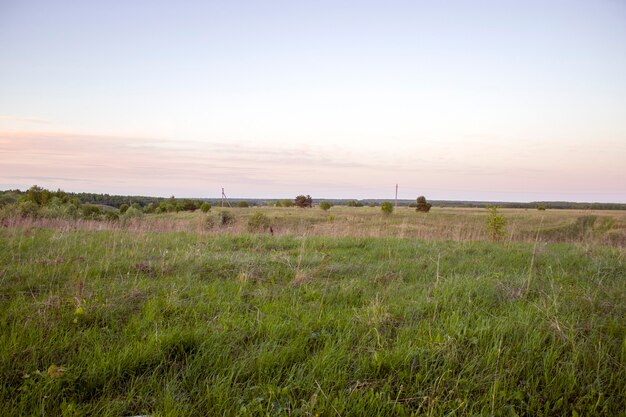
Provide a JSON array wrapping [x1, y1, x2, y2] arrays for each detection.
[[221, 188, 232, 208], [395, 184, 398, 207]]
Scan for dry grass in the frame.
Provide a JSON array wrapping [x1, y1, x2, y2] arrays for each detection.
[[3, 206, 626, 246]]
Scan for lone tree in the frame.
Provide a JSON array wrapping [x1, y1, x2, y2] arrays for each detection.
[[295, 195, 313, 208], [485, 205, 507, 240], [415, 196, 432, 212]]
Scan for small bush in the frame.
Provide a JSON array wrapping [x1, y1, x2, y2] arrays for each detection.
[[181, 200, 198, 211], [485, 205, 507, 240], [200, 202, 211, 213], [104, 211, 119, 221], [81, 205, 102, 220], [122, 207, 143, 220], [319, 201, 332, 211], [219, 210, 235, 226], [40, 203, 79, 219], [347, 200, 363, 207], [16, 200, 39, 217], [537, 205, 546, 211], [381, 202, 394, 215], [281, 199, 294, 207], [119, 204, 129, 214], [143, 203, 157, 213], [247, 211, 271, 232], [237, 201, 249, 208], [415, 196, 432, 212], [0, 193, 18, 207]]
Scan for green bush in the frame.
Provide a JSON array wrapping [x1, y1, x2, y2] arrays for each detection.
[[247, 211, 271, 232], [143, 203, 157, 213], [281, 199, 294, 207], [200, 202, 211, 213], [16, 200, 39, 217], [182, 200, 198, 211], [122, 207, 143, 220], [347, 200, 364, 207], [237, 201, 250, 208], [537, 205, 546, 211], [485, 206, 507, 240], [119, 204, 129, 214], [319, 201, 332, 211], [104, 211, 119, 221], [219, 210, 235, 226], [39, 202, 79, 219], [81, 205, 102, 220], [381, 202, 394, 215]]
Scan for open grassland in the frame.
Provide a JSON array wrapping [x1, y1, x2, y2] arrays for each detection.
[[4, 206, 626, 246], [1, 209, 625, 416]]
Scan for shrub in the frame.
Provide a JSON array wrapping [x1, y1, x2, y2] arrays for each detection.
[[0, 194, 18, 207], [319, 201, 332, 211], [182, 200, 198, 211], [122, 207, 143, 220], [17, 200, 39, 217], [131, 203, 142, 211], [537, 205, 546, 211], [295, 195, 313, 208], [416, 196, 432, 213], [119, 204, 129, 214], [200, 202, 211, 213], [219, 210, 235, 226], [81, 205, 102, 220], [347, 200, 363, 207], [22, 185, 51, 206], [143, 203, 157, 213], [104, 211, 119, 221], [485, 205, 507, 240], [237, 201, 249, 208], [281, 199, 294, 207], [0, 204, 18, 220], [39, 202, 79, 219], [247, 211, 271, 232], [381, 202, 394, 215]]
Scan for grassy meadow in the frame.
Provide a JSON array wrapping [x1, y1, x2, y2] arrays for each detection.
[[1, 207, 625, 416]]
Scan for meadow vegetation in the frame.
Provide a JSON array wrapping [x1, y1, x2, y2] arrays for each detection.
[[0, 189, 625, 416]]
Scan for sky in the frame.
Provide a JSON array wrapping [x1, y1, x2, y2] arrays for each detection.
[[1, 0, 625, 202]]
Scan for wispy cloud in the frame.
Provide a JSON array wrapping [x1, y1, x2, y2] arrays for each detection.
[[0, 115, 53, 126], [0, 130, 624, 201]]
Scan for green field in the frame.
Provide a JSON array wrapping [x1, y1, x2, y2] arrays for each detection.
[[1, 208, 625, 416]]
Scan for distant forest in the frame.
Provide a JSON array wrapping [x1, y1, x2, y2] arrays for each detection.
[[1, 187, 624, 210]]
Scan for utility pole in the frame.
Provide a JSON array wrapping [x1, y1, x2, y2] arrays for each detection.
[[221, 188, 232, 208], [395, 184, 398, 207]]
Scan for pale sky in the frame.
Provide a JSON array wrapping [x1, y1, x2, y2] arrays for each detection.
[[1, 0, 625, 201]]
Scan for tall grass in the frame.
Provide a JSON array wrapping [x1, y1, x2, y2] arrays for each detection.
[[1, 225, 625, 416], [3, 206, 625, 245]]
